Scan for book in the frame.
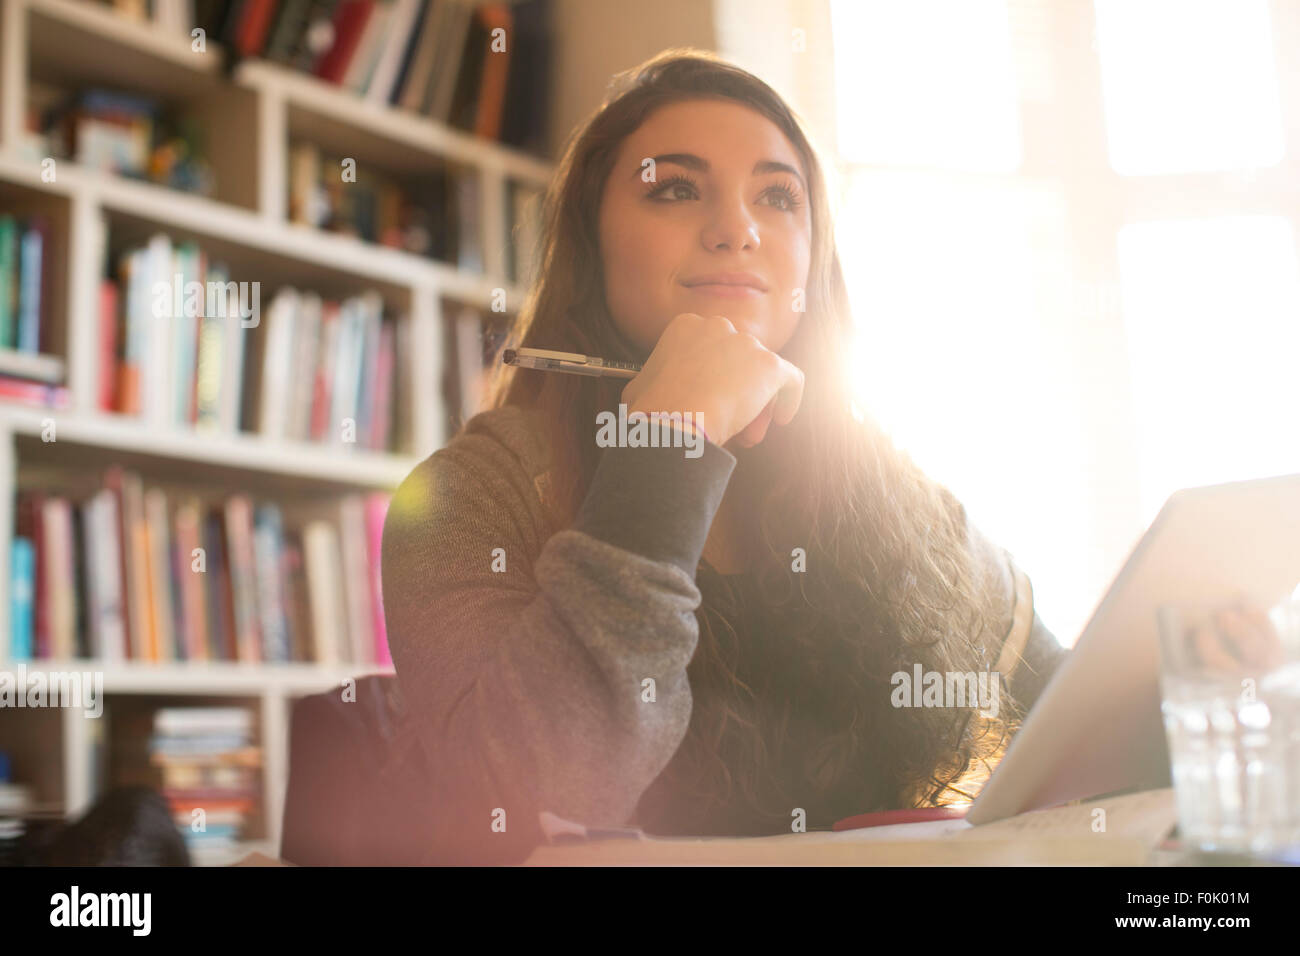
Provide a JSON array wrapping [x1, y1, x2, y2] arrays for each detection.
[[363, 0, 421, 105], [103, 467, 139, 660], [314, 0, 375, 84], [143, 487, 177, 662], [447, 3, 487, 133], [302, 520, 346, 665], [342, 0, 393, 93], [10, 536, 35, 661], [310, 301, 339, 441], [252, 503, 292, 662], [0, 377, 70, 409], [203, 507, 238, 661], [397, 0, 445, 113], [82, 489, 128, 662], [498, 0, 551, 157], [288, 293, 322, 441], [287, 0, 342, 74], [256, 287, 300, 440], [365, 493, 391, 666], [224, 495, 261, 664], [0, 216, 17, 348], [16, 220, 46, 353], [472, 4, 512, 139], [233, 0, 282, 58], [41, 498, 75, 660], [174, 497, 210, 662], [212, 264, 248, 434], [172, 242, 203, 425], [338, 495, 373, 666], [426, 0, 474, 121], [155, 707, 254, 735], [369, 319, 395, 451], [142, 232, 174, 427], [281, 536, 309, 661]]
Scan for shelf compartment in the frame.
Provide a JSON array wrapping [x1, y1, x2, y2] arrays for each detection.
[[0, 174, 71, 369], [0, 702, 63, 811], [237, 58, 553, 187], [102, 692, 268, 853], [26, 0, 222, 95], [25, 0, 260, 211]]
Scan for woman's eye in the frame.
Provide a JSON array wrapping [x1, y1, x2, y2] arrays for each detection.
[[646, 176, 804, 211], [763, 186, 803, 212], [647, 176, 698, 201]]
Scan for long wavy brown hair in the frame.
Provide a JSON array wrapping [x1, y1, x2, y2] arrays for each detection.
[[481, 49, 1030, 835]]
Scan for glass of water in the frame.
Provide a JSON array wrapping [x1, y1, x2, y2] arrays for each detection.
[[1157, 596, 1300, 855]]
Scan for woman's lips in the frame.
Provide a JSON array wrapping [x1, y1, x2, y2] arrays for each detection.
[[683, 283, 766, 299]]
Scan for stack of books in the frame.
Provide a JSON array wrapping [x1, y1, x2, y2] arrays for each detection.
[[8, 467, 392, 668], [106, 235, 247, 432], [188, 0, 552, 155], [103, 232, 410, 452], [247, 287, 406, 450], [148, 707, 262, 856]]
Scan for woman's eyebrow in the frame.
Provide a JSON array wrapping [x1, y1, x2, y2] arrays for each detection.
[[633, 153, 806, 191]]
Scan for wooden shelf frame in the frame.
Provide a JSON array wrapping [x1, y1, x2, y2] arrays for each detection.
[[0, 0, 555, 861]]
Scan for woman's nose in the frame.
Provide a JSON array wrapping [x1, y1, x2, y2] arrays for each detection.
[[701, 202, 761, 252]]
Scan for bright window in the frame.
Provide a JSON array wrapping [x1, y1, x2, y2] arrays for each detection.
[[829, 0, 1022, 172], [1117, 215, 1300, 520], [828, 0, 1299, 650], [1093, 0, 1285, 175]]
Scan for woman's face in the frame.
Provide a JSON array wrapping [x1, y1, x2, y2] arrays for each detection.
[[598, 98, 813, 357]]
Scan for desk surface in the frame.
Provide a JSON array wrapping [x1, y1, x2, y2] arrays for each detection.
[[524, 788, 1184, 866]]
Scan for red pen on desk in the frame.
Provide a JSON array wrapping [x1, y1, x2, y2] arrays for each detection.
[[832, 807, 969, 832]]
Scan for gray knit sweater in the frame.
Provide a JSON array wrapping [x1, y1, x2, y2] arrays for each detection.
[[381, 403, 1068, 859]]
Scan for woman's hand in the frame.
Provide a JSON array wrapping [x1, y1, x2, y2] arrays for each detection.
[[621, 313, 805, 449], [1190, 601, 1287, 673]]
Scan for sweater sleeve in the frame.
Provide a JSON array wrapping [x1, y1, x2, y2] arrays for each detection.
[[381, 433, 736, 863]]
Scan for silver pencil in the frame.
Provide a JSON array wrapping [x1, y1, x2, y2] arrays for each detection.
[[502, 347, 642, 379]]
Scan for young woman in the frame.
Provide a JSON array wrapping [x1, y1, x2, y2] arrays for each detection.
[[381, 49, 1069, 862]]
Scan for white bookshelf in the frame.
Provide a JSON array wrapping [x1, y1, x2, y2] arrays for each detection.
[[0, 0, 555, 862]]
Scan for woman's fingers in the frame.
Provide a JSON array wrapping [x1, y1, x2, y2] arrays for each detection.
[[771, 358, 805, 427], [727, 397, 777, 449], [1214, 603, 1285, 670], [1192, 623, 1240, 673]]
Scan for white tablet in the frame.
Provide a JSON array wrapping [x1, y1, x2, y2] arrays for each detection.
[[966, 471, 1300, 825]]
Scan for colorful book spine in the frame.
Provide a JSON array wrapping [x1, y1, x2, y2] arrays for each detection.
[[203, 509, 235, 661], [0, 216, 17, 349], [10, 536, 35, 661], [338, 495, 373, 666], [365, 492, 391, 666], [252, 503, 291, 662], [174, 499, 210, 662], [144, 487, 177, 662], [224, 495, 261, 664], [16, 221, 45, 353]]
